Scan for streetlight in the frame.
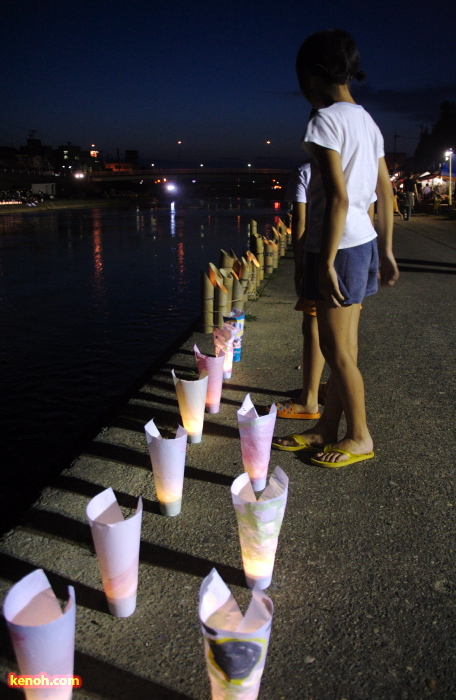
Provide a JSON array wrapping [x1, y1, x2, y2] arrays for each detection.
[[177, 141, 182, 165], [445, 148, 453, 206], [266, 141, 271, 159]]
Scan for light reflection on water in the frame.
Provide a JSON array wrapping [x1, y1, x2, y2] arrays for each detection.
[[0, 199, 283, 524]]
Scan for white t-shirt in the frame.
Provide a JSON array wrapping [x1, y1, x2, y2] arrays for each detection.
[[302, 102, 384, 251], [284, 160, 311, 203]]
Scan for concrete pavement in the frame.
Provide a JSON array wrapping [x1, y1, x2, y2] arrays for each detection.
[[0, 214, 455, 699]]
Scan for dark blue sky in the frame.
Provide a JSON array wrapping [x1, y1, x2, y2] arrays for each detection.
[[2, 0, 455, 166]]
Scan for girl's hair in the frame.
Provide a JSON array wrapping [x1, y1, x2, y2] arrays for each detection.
[[296, 29, 366, 88]]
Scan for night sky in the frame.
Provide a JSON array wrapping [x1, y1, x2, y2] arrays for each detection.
[[2, 0, 456, 167]]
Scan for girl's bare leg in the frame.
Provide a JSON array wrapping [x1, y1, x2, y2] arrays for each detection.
[[274, 303, 371, 456], [296, 313, 326, 414], [312, 302, 372, 462]]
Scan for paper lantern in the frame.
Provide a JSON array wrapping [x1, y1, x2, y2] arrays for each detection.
[[213, 324, 236, 379], [237, 394, 277, 491], [144, 419, 187, 516], [199, 568, 273, 700], [231, 466, 289, 590], [86, 487, 143, 617], [172, 368, 208, 443], [194, 344, 225, 413], [3, 569, 76, 700]]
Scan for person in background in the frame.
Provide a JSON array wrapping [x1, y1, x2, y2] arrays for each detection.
[[422, 182, 432, 199], [273, 157, 327, 419], [393, 185, 404, 219], [403, 172, 419, 220]]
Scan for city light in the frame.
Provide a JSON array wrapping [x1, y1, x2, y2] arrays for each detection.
[[445, 148, 453, 206]]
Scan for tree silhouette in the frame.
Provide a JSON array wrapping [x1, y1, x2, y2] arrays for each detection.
[[414, 101, 456, 171]]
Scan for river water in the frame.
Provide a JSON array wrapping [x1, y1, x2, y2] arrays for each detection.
[[0, 198, 281, 527]]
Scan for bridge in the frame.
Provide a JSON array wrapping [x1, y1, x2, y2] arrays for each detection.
[[89, 167, 291, 198], [90, 167, 290, 182]]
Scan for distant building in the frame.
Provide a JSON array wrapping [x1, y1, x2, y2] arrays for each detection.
[[53, 142, 83, 172], [18, 132, 53, 170]]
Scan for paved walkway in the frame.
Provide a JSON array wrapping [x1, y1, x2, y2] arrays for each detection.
[[1, 215, 455, 699]]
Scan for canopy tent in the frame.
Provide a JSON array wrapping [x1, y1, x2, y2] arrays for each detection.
[[440, 153, 455, 177]]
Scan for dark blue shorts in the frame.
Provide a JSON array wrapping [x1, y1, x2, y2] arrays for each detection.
[[302, 239, 379, 305]]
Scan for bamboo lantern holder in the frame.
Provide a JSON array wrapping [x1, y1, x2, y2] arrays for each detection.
[[263, 239, 273, 275], [246, 251, 260, 294], [277, 217, 291, 246], [201, 271, 214, 333], [271, 240, 279, 269], [214, 279, 228, 328], [219, 268, 233, 312], [209, 261, 224, 289], [219, 249, 236, 270], [232, 276, 246, 311], [239, 256, 251, 296], [273, 226, 286, 257], [232, 257, 242, 278], [253, 235, 264, 281]]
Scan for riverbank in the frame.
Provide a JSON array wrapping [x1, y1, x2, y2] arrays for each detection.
[[1, 216, 455, 699], [0, 197, 152, 215]]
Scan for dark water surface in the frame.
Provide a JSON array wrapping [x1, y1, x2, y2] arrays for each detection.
[[0, 199, 281, 528]]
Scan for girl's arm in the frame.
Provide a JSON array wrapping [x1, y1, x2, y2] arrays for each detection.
[[307, 144, 348, 306], [376, 157, 400, 287]]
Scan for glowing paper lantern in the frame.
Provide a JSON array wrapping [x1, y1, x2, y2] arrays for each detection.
[[172, 368, 208, 443], [213, 324, 236, 379], [231, 466, 289, 590], [237, 394, 277, 491], [199, 568, 273, 700], [194, 344, 225, 413], [3, 569, 76, 700], [86, 487, 143, 617], [144, 419, 187, 516]]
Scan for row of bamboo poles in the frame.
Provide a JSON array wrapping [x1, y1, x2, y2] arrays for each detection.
[[201, 217, 291, 333]]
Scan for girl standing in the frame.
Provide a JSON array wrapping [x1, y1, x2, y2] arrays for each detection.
[[273, 29, 399, 466]]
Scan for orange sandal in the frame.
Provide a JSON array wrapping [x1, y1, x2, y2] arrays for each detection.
[[274, 400, 320, 420]]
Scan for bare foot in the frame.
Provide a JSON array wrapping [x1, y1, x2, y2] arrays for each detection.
[[313, 436, 374, 463]]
